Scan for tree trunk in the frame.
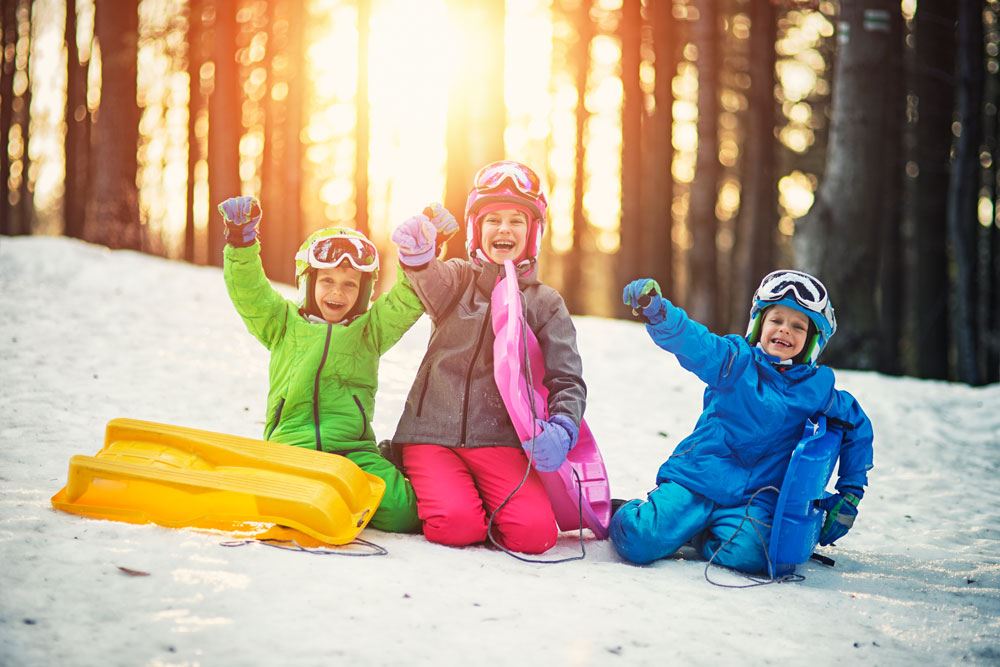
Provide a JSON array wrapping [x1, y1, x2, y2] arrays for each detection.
[[985, 201, 1000, 382], [1, 0, 17, 232], [794, 1, 904, 370], [64, 0, 89, 239], [988, 2, 1000, 383], [184, 0, 203, 263], [259, 0, 278, 276], [85, 0, 141, 249], [14, 0, 32, 234], [355, 0, 369, 239], [875, 6, 905, 376], [730, 0, 777, 331], [561, 0, 592, 314], [617, 0, 642, 310], [207, 0, 242, 266], [947, 0, 984, 384], [278, 0, 303, 284], [688, 0, 721, 329], [443, 0, 505, 261], [991, 156, 999, 381], [910, 0, 955, 379], [645, 0, 675, 300]]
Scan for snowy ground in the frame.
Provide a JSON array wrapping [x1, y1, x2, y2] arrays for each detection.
[[1, 236, 998, 666]]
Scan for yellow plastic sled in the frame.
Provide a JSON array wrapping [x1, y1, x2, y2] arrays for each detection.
[[51, 418, 386, 545]]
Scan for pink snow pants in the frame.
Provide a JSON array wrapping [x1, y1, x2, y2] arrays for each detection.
[[401, 444, 558, 554]]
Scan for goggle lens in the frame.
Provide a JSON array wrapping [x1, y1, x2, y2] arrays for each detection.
[[473, 161, 542, 198], [308, 236, 379, 273], [757, 270, 828, 311]]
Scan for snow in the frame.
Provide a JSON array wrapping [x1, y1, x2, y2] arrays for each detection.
[[1, 235, 998, 666]]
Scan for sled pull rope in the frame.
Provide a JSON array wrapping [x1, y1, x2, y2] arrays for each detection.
[[702, 486, 806, 588], [220, 536, 388, 556], [486, 284, 587, 564]]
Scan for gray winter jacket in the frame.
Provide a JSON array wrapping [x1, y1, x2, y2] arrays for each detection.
[[392, 258, 586, 448]]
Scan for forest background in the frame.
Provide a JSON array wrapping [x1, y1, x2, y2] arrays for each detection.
[[1, 0, 997, 385]]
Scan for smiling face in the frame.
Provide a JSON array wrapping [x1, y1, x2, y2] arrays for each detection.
[[759, 304, 810, 361], [479, 208, 529, 263], [313, 265, 362, 322]]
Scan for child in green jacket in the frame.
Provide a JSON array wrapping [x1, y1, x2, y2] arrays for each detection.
[[219, 196, 422, 533]]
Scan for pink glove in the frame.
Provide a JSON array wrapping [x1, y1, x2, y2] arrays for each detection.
[[392, 214, 438, 267]]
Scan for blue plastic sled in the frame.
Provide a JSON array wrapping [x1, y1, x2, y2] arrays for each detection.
[[767, 415, 842, 579]]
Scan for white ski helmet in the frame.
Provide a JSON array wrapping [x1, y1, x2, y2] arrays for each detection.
[[745, 269, 837, 365]]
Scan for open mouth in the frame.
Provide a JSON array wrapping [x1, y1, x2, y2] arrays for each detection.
[[323, 299, 347, 311], [491, 239, 516, 253], [769, 337, 792, 349]]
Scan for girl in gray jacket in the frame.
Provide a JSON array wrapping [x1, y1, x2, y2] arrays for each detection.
[[390, 161, 586, 554]]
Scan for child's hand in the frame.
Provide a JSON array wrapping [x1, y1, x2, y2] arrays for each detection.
[[422, 203, 459, 241], [218, 196, 262, 248], [392, 214, 438, 267], [623, 278, 665, 324], [522, 415, 579, 473], [816, 490, 861, 545]]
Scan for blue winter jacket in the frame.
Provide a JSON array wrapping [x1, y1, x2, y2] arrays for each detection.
[[646, 300, 874, 508]]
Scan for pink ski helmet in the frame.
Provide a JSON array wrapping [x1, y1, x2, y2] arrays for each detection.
[[464, 160, 548, 262]]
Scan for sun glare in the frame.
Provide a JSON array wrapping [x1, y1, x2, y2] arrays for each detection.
[[365, 0, 450, 239], [26, 0, 834, 279]]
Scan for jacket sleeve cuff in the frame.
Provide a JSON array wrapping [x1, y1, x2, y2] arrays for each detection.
[[836, 484, 865, 501], [549, 414, 580, 449]]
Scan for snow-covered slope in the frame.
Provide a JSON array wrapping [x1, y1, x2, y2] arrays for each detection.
[[1, 236, 998, 666]]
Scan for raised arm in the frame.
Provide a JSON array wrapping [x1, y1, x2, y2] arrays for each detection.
[[364, 269, 426, 355], [220, 197, 291, 349], [623, 278, 744, 388], [391, 204, 471, 321]]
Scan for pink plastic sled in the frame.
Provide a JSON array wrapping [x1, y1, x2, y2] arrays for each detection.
[[491, 260, 611, 538]]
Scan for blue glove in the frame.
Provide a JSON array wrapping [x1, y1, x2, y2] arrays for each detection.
[[522, 414, 579, 473], [218, 196, 262, 248], [622, 278, 665, 325], [816, 489, 861, 546]]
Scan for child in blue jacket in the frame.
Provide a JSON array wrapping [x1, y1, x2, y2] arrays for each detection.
[[612, 270, 874, 574]]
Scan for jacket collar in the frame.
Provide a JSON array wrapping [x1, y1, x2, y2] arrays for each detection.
[[752, 342, 814, 380], [472, 259, 540, 298]]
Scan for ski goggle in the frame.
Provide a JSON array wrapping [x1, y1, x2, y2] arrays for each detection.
[[302, 235, 379, 273], [754, 270, 829, 313], [472, 161, 545, 201]]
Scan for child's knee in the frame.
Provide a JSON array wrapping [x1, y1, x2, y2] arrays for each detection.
[[491, 516, 557, 555], [421, 504, 488, 547], [610, 502, 673, 564], [610, 485, 711, 565], [369, 499, 422, 534]]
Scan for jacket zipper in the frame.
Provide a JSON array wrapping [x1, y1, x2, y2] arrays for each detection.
[[313, 324, 334, 451], [264, 397, 285, 440], [352, 395, 369, 440], [459, 300, 493, 446]]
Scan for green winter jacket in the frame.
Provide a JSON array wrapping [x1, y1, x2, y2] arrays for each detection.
[[223, 242, 424, 454]]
